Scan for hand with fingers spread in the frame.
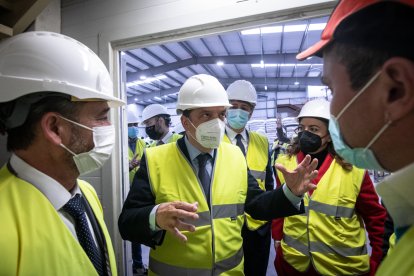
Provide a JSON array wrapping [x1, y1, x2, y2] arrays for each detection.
[[275, 154, 318, 196], [156, 201, 199, 242]]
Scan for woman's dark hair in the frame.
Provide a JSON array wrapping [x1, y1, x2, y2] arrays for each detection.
[[287, 118, 353, 172]]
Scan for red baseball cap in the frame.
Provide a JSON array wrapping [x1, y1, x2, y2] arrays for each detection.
[[297, 0, 414, 60]]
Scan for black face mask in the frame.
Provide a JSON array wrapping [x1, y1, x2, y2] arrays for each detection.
[[298, 131, 322, 154], [145, 124, 163, 140]]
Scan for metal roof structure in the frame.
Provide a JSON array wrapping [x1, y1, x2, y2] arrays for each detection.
[[122, 15, 328, 106]]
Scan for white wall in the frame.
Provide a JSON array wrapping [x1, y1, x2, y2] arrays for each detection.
[[60, 0, 336, 273]]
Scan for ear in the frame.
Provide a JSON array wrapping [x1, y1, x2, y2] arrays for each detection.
[[40, 113, 65, 146], [382, 57, 414, 121], [180, 115, 190, 132]]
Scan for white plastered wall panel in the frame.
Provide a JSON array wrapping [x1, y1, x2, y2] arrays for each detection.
[[61, 0, 337, 274]]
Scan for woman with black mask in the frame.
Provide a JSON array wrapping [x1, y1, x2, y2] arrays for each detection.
[[271, 98, 387, 276]]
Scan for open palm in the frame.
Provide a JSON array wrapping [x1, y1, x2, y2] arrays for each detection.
[[275, 155, 318, 196]]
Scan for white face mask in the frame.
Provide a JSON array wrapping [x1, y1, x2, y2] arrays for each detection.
[[188, 118, 225, 149], [58, 116, 115, 176]]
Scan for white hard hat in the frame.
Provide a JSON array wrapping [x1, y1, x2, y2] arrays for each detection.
[[0, 31, 124, 107], [226, 80, 257, 105], [126, 104, 140, 124], [176, 74, 232, 114], [297, 98, 330, 121], [141, 104, 169, 123]]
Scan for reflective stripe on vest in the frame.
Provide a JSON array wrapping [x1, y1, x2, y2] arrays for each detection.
[[149, 246, 243, 276], [308, 200, 355, 218], [276, 153, 369, 275], [146, 142, 247, 274], [284, 234, 367, 257], [250, 170, 266, 181], [181, 203, 245, 227], [223, 132, 269, 230]]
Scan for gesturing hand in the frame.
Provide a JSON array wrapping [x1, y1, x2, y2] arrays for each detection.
[[276, 117, 283, 128], [275, 155, 318, 196], [156, 201, 199, 242], [129, 154, 140, 171]]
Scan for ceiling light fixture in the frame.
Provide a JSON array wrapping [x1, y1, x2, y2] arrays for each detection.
[[216, 61, 224, 66], [127, 75, 168, 87], [241, 23, 326, 35], [251, 63, 323, 68]]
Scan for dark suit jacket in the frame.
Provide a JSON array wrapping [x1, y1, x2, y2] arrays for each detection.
[[118, 137, 303, 248]]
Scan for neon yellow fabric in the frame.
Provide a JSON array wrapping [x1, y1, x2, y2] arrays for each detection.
[[129, 138, 147, 184], [224, 132, 269, 230], [146, 142, 247, 275], [377, 226, 414, 275], [276, 154, 369, 275], [0, 165, 117, 276]]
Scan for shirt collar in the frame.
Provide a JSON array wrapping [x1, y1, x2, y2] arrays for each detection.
[[376, 162, 414, 228], [161, 130, 173, 144], [184, 135, 213, 161], [9, 153, 81, 210], [225, 125, 248, 142]]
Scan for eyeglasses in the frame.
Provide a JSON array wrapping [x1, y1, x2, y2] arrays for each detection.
[[294, 126, 303, 134]]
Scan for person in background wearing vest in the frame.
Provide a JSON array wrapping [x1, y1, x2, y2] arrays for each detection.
[[127, 119, 148, 275], [271, 116, 291, 177], [272, 99, 387, 275], [0, 32, 123, 275], [128, 120, 147, 185], [295, 0, 414, 274], [140, 104, 182, 147], [118, 74, 319, 275], [223, 80, 274, 276]]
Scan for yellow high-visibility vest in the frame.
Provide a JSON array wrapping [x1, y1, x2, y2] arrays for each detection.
[[129, 138, 147, 184], [276, 154, 369, 275], [223, 131, 269, 230], [0, 165, 117, 276], [377, 226, 414, 276], [146, 142, 247, 275]]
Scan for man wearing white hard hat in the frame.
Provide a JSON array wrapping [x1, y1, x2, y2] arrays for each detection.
[[119, 74, 318, 275], [0, 32, 123, 275], [141, 104, 181, 146], [223, 80, 274, 276]]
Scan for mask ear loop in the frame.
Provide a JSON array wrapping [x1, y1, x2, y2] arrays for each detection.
[[364, 119, 392, 151], [336, 71, 382, 120], [60, 143, 77, 156]]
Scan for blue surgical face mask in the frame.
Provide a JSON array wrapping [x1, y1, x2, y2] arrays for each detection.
[[227, 109, 250, 130], [328, 71, 391, 171], [128, 126, 138, 139]]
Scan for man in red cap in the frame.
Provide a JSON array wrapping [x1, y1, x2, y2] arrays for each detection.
[[295, 0, 414, 275]]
